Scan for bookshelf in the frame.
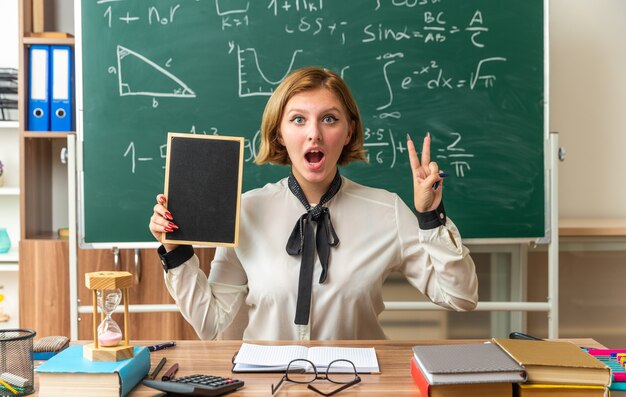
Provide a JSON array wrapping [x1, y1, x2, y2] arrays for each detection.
[[0, 0, 20, 329], [17, 0, 72, 336]]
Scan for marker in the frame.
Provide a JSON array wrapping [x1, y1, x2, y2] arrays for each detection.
[[162, 363, 179, 381], [148, 341, 176, 352], [148, 357, 167, 380], [433, 172, 448, 190]]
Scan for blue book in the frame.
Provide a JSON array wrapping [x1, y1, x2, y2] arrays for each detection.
[[35, 345, 150, 397]]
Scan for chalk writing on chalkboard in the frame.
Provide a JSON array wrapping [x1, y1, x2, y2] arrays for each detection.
[[121, 129, 475, 177], [80, 0, 545, 244]]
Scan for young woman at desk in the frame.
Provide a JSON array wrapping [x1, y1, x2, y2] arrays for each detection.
[[149, 66, 478, 340]]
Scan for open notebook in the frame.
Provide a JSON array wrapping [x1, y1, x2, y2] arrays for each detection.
[[232, 343, 380, 373]]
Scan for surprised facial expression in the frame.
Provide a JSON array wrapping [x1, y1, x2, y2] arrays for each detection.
[[278, 87, 354, 190]]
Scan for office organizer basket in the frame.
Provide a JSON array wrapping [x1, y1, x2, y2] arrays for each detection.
[[0, 329, 36, 396]]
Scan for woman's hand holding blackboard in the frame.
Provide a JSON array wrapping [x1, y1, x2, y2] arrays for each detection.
[[149, 194, 179, 252], [407, 133, 444, 213]]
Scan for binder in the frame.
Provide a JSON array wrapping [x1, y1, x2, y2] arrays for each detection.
[[50, 45, 73, 131], [27, 45, 50, 131]]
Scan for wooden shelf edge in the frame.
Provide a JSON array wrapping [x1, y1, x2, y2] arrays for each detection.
[[23, 36, 75, 45], [23, 233, 69, 241], [23, 131, 73, 138]]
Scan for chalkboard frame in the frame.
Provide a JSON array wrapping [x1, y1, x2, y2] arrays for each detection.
[[162, 133, 244, 247]]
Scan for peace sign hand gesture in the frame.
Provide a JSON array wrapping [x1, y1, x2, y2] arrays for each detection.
[[407, 133, 443, 213]]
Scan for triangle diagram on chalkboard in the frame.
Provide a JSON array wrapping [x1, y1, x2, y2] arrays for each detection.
[[117, 45, 196, 98]]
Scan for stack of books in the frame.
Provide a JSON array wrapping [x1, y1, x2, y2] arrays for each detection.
[[411, 340, 612, 397], [492, 339, 610, 397], [410, 342, 526, 397]]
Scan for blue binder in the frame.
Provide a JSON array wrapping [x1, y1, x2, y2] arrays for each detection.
[[50, 45, 73, 131], [28, 45, 50, 131]]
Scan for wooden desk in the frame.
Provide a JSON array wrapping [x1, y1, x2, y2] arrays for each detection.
[[32, 339, 604, 396]]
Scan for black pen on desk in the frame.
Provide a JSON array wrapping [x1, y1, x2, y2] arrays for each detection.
[[162, 363, 179, 381], [148, 357, 167, 380], [148, 341, 176, 352], [433, 172, 448, 190]]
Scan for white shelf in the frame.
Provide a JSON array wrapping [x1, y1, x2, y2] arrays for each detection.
[[0, 263, 18, 272], [0, 246, 18, 263], [0, 121, 18, 129], [0, 186, 20, 195]]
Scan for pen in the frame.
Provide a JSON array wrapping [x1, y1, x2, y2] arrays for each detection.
[[148, 357, 167, 380], [162, 363, 179, 381], [433, 172, 448, 190], [148, 341, 176, 352]]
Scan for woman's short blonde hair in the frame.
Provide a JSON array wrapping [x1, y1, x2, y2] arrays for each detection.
[[255, 66, 367, 166]]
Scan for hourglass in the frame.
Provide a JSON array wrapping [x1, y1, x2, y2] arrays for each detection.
[[83, 271, 134, 361]]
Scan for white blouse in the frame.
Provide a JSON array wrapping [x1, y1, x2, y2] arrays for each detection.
[[164, 176, 478, 340]]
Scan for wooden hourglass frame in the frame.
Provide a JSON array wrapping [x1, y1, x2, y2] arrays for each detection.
[[83, 271, 134, 361]]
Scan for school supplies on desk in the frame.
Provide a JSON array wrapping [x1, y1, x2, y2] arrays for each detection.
[[35, 345, 150, 397], [586, 349, 626, 390], [231, 343, 379, 373], [492, 338, 611, 387]]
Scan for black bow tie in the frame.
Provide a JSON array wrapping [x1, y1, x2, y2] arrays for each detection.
[[286, 171, 341, 326]]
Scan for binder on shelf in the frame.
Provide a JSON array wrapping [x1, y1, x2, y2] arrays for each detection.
[[27, 45, 50, 131], [50, 45, 73, 131]]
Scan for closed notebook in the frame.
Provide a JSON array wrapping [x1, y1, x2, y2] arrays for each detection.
[[35, 345, 150, 397], [492, 339, 610, 386], [411, 357, 513, 397], [412, 342, 527, 385]]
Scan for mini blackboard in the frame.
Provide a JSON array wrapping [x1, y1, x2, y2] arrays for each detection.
[[163, 133, 244, 247]]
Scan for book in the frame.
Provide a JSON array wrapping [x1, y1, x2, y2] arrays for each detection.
[[231, 343, 379, 373], [412, 342, 527, 385], [35, 345, 150, 397], [492, 339, 610, 386], [514, 383, 607, 396], [411, 357, 514, 397]]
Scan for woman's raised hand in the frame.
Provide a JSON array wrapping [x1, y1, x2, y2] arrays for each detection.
[[407, 133, 443, 213]]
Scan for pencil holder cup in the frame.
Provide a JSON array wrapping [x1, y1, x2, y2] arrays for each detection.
[[0, 329, 36, 396]]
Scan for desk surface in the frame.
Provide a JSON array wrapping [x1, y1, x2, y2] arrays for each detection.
[[32, 339, 604, 396]]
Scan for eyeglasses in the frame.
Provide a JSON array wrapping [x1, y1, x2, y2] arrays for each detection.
[[271, 358, 361, 396]]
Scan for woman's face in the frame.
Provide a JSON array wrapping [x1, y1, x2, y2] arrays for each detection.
[[279, 87, 354, 191]]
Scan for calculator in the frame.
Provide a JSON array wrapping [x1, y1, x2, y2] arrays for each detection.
[[143, 374, 244, 396]]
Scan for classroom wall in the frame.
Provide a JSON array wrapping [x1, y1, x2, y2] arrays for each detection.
[[0, 0, 18, 68], [551, 0, 626, 218]]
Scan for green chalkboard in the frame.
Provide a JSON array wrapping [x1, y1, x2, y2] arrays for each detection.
[[78, 0, 545, 246]]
